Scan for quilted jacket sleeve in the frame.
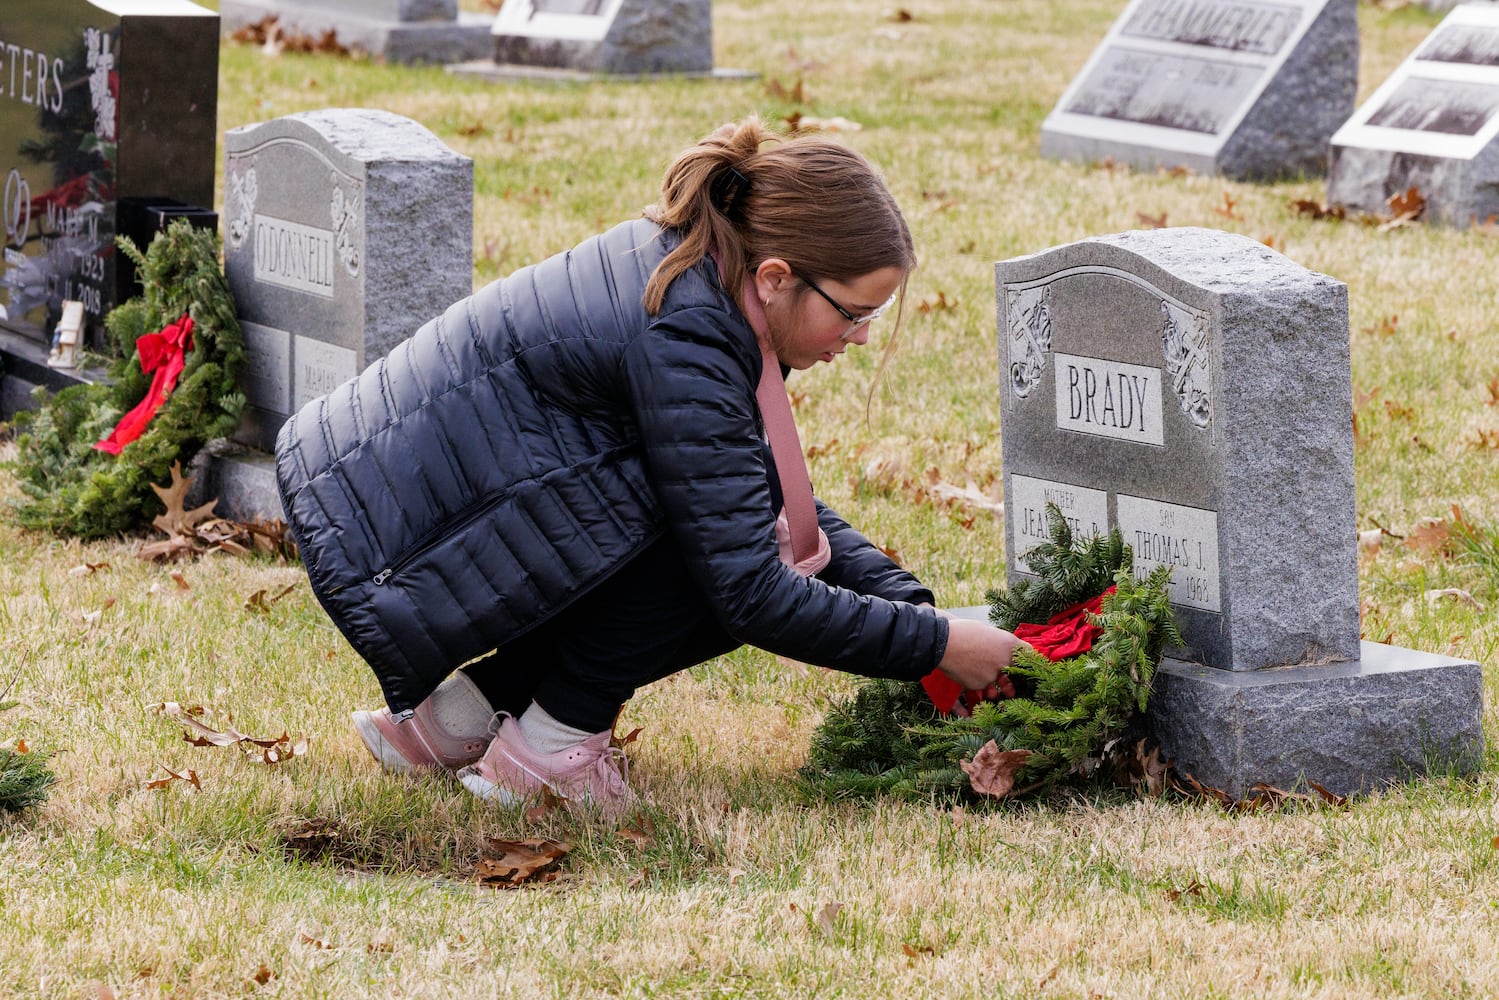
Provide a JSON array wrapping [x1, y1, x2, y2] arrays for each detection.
[[620, 308, 948, 682], [814, 501, 937, 607]]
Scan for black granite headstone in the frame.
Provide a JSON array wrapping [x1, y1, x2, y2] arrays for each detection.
[[0, 0, 218, 353]]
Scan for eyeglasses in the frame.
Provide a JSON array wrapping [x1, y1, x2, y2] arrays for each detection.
[[795, 271, 898, 341]]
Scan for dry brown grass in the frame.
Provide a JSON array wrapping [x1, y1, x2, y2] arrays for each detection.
[[2, 1, 1498, 996]]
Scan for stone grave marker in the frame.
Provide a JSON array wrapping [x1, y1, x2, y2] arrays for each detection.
[[218, 0, 494, 65], [1327, 3, 1499, 225], [995, 227, 1483, 796], [450, 0, 742, 79], [208, 109, 472, 520], [1039, 0, 1358, 180], [0, 0, 218, 414]]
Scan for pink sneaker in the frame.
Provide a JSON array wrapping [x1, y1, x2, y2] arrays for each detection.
[[458, 716, 635, 818], [351, 674, 494, 774]]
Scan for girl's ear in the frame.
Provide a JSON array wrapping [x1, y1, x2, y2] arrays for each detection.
[[753, 257, 795, 303]]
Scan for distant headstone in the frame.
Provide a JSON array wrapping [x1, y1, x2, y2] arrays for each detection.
[[218, 0, 494, 64], [1327, 3, 1499, 225], [0, 0, 217, 399], [1039, 0, 1358, 180], [223, 108, 473, 458], [996, 228, 1482, 796], [450, 0, 717, 78]]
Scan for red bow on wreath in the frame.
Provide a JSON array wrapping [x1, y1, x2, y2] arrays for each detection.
[[921, 586, 1117, 715], [94, 314, 194, 456]]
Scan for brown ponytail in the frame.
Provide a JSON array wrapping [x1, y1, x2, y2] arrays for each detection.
[[642, 117, 917, 317]]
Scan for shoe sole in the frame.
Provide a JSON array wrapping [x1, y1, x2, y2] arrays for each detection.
[[457, 767, 522, 805], [351, 710, 418, 775]]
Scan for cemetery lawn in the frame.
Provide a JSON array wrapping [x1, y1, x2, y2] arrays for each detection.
[[4, 1, 1499, 996]]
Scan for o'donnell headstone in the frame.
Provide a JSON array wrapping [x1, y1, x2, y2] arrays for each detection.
[[0, 0, 218, 414], [1327, 3, 1499, 225], [203, 109, 472, 521], [996, 227, 1483, 797], [1040, 0, 1358, 180], [449, 0, 743, 79]]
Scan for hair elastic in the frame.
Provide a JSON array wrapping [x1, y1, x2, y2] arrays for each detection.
[[711, 164, 750, 216]]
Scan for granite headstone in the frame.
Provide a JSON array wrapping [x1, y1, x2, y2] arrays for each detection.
[[1039, 0, 1358, 180], [0, 0, 217, 412], [223, 108, 473, 457], [463, 0, 713, 76], [995, 228, 1483, 796], [1327, 3, 1499, 225], [218, 0, 494, 65]]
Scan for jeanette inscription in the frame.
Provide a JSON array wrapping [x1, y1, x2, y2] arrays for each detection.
[[253, 215, 336, 297], [1054, 353, 1164, 446], [1116, 494, 1221, 612], [1010, 475, 1109, 562], [1122, 0, 1300, 55]]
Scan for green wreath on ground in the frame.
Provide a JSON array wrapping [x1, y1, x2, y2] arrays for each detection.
[[6, 219, 245, 539], [801, 504, 1181, 802]]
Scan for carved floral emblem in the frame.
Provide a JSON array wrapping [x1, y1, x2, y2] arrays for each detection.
[[331, 177, 363, 279], [226, 164, 258, 251]]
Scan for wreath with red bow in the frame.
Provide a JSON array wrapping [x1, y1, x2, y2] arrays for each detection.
[[802, 504, 1180, 802]]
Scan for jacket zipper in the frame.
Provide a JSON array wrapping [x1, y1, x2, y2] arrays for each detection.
[[372, 488, 511, 586]]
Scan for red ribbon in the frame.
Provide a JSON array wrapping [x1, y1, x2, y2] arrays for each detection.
[[921, 586, 1117, 714], [94, 315, 194, 456]]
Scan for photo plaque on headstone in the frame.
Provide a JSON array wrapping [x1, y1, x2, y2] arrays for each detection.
[[995, 228, 1483, 796], [1327, 3, 1499, 225], [0, 0, 217, 371], [1039, 0, 1357, 180], [223, 109, 473, 454]]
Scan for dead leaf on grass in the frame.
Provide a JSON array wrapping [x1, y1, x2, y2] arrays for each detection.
[[68, 562, 110, 576], [1426, 588, 1485, 611], [145, 765, 201, 791], [1164, 878, 1205, 902], [523, 786, 568, 823], [244, 583, 298, 613], [815, 901, 843, 936], [959, 740, 1033, 798], [1136, 210, 1168, 229], [475, 838, 570, 888], [616, 817, 656, 849]]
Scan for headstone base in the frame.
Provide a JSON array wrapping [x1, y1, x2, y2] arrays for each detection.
[[183, 440, 286, 525], [1150, 641, 1484, 798], [1326, 146, 1499, 226], [446, 60, 756, 83], [0, 328, 108, 420], [218, 0, 493, 64]]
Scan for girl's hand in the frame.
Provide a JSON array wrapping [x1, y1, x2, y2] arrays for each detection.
[[935, 616, 1028, 701]]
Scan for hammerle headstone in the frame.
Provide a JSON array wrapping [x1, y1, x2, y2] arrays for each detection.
[[207, 108, 472, 521], [1040, 0, 1358, 180], [449, 0, 746, 80], [1327, 3, 1499, 225], [0, 0, 218, 415], [995, 227, 1483, 797], [218, 0, 494, 65]]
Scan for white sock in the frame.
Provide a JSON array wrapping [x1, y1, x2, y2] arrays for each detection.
[[517, 701, 595, 755], [428, 673, 493, 736]]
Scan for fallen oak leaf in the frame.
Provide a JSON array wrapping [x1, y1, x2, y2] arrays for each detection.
[[959, 740, 1033, 798], [145, 765, 201, 791], [815, 901, 843, 937], [1425, 588, 1485, 611], [68, 562, 110, 576], [150, 462, 219, 536], [1136, 210, 1168, 228], [476, 838, 570, 888], [523, 786, 567, 823], [1406, 518, 1454, 558]]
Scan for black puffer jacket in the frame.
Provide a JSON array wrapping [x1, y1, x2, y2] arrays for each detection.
[[276, 219, 949, 714]]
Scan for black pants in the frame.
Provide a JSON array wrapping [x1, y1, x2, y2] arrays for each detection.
[[461, 535, 738, 732]]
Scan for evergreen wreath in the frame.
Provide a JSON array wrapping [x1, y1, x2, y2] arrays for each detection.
[[801, 504, 1181, 802], [6, 219, 246, 538]]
